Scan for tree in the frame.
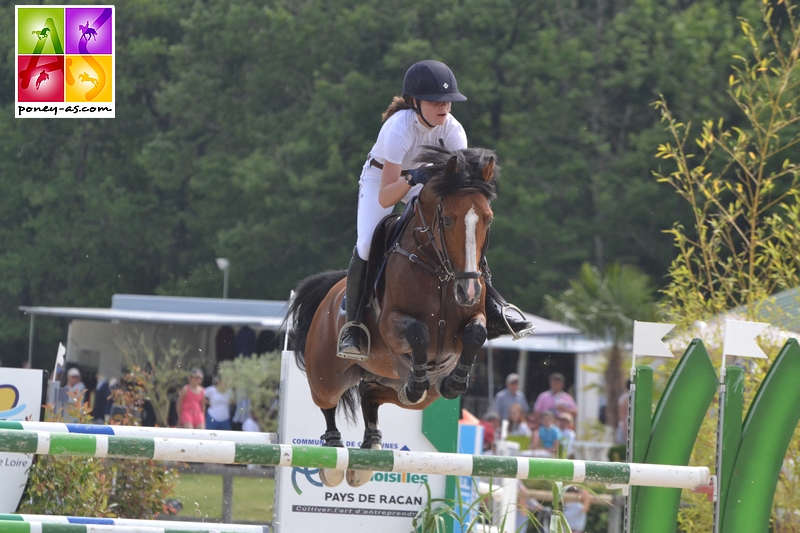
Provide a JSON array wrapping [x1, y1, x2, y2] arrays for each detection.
[[654, 1, 800, 529], [544, 262, 659, 430]]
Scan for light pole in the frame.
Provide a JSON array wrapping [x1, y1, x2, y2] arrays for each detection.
[[215, 257, 230, 299]]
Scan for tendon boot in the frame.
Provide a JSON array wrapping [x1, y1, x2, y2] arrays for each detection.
[[337, 249, 369, 360], [485, 281, 535, 340]]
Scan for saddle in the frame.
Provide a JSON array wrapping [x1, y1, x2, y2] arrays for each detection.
[[361, 197, 418, 320]]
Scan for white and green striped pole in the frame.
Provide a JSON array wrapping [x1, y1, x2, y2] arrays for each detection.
[[0, 521, 249, 533], [0, 516, 265, 533], [0, 421, 275, 445], [0, 429, 709, 489]]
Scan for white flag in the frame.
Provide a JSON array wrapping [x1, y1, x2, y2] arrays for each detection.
[[723, 319, 769, 359], [633, 321, 676, 358], [52, 342, 66, 381]]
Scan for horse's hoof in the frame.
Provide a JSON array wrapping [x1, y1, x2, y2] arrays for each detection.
[[319, 468, 345, 487], [436, 376, 467, 400], [346, 468, 374, 487], [398, 384, 428, 406]]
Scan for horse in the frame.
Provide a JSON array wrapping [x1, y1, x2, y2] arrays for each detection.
[[79, 23, 97, 41], [79, 72, 99, 87], [288, 146, 497, 488]]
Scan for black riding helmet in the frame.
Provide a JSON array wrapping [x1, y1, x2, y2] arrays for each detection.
[[402, 60, 466, 128], [402, 60, 467, 102]]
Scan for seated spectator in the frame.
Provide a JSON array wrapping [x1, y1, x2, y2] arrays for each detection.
[[492, 373, 529, 421], [507, 403, 531, 437], [531, 410, 562, 454], [557, 412, 577, 459], [480, 411, 501, 452]]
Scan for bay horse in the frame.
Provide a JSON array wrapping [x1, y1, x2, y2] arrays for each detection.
[[288, 146, 497, 488]]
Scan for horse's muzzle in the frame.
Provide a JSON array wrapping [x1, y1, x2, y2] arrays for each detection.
[[454, 278, 482, 307]]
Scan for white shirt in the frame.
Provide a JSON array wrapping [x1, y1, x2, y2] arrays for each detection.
[[242, 417, 260, 432], [368, 109, 467, 170], [204, 386, 232, 421]]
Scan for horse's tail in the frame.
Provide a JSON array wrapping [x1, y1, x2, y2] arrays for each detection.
[[286, 270, 346, 371]]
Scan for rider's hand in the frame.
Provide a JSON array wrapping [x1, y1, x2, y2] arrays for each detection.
[[405, 167, 430, 187]]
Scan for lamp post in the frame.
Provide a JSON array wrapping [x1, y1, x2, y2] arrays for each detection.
[[215, 258, 230, 299]]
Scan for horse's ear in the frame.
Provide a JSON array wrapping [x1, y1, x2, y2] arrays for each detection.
[[445, 156, 459, 175], [481, 157, 495, 182]]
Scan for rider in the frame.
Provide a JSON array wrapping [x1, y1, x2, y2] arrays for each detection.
[[337, 59, 534, 359]]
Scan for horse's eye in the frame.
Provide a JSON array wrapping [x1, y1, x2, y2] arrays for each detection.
[[442, 217, 453, 228]]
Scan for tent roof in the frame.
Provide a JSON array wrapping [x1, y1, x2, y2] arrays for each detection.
[[21, 294, 606, 353]]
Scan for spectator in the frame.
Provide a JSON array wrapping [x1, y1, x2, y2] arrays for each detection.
[[533, 373, 578, 421], [616, 379, 631, 445], [480, 410, 501, 451], [531, 410, 561, 455], [563, 486, 592, 533], [204, 375, 233, 430], [491, 373, 530, 421], [66, 368, 86, 402], [557, 412, 577, 459], [176, 368, 206, 429], [242, 410, 261, 433], [507, 403, 531, 437], [93, 374, 112, 423]]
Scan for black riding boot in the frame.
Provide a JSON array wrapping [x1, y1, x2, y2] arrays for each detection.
[[485, 281, 535, 340], [337, 249, 369, 359]]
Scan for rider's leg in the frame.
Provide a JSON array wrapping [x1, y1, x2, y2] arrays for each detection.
[[482, 258, 535, 340], [337, 247, 369, 357], [337, 176, 391, 358]]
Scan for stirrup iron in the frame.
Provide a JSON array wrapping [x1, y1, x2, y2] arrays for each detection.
[[501, 303, 536, 340], [336, 321, 371, 361]]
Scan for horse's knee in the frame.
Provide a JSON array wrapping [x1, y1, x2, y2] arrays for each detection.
[[404, 320, 429, 353], [462, 320, 487, 349]]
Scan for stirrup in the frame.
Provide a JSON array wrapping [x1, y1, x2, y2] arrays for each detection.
[[336, 321, 371, 361], [500, 303, 536, 340]]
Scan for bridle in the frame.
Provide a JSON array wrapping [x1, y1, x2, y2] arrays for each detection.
[[391, 192, 488, 283], [390, 191, 490, 364]]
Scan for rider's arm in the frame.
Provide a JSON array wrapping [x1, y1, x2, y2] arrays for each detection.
[[378, 161, 412, 208]]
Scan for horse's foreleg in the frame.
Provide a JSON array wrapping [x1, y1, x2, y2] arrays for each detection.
[[399, 318, 430, 405], [438, 318, 487, 399], [318, 406, 345, 487]]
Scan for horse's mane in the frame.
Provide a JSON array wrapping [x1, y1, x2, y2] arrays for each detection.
[[414, 146, 499, 200]]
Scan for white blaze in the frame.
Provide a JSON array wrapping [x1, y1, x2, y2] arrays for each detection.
[[464, 206, 479, 274]]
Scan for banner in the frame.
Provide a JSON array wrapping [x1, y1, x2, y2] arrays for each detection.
[[275, 351, 447, 532], [0, 369, 44, 512]]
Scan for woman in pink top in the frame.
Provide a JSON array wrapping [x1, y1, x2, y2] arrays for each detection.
[[177, 368, 206, 429]]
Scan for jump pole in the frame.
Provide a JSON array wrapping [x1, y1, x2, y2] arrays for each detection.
[[0, 429, 709, 489], [0, 421, 275, 445], [0, 516, 266, 533], [0, 521, 249, 533]]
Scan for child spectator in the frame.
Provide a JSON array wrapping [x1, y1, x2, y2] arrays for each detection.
[[557, 412, 577, 459], [532, 410, 562, 455]]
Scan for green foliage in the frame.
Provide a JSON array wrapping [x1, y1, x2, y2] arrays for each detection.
[[19, 400, 178, 518], [217, 352, 281, 432], [654, 1, 800, 530], [117, 334, 202, 426]]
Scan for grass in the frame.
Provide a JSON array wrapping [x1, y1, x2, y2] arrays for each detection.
[[171, 473, 274, 523]]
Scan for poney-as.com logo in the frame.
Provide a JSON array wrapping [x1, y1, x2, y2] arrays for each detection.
[[16, 5, 115, 118]]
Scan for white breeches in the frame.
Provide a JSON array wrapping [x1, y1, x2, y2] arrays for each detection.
[[355, 165, 421, 261]]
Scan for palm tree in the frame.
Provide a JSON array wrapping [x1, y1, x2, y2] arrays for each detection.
[[544, 262, 659, 431]]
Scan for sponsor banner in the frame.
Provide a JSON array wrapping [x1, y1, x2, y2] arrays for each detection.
[[15, 6, 115, 118], [0, 369, 44, 512], [275, 351, 447, 532]]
